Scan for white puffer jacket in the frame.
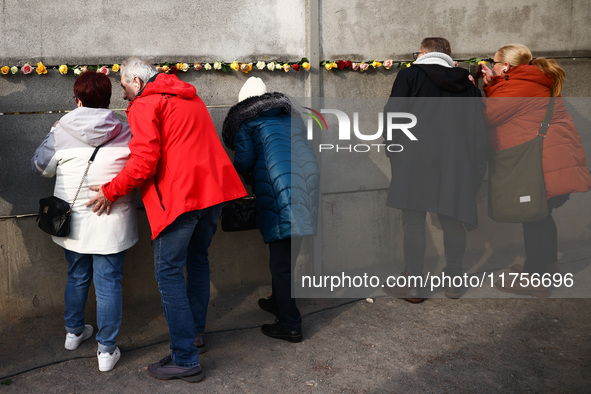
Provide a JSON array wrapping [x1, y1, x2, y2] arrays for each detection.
[[32, 107, 138, 254]]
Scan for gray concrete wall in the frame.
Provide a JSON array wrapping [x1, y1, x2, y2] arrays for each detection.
[[1, 0, 590, 323]]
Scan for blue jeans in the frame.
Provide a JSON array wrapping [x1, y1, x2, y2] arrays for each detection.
[[153, 204, 222, 367], [64, 249, 126, 354]]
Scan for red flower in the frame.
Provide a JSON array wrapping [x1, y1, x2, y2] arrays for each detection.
[[292, 63, 300, 71], [169, 65, 178, 74], [344, 61, 352, 69], [337, 60, 345, 70]]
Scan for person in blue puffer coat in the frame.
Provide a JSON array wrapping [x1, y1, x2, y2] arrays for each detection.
[[222, 77, 319, 343]]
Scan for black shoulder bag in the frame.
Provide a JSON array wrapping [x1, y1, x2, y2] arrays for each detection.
[[37, 146, 101, 236]]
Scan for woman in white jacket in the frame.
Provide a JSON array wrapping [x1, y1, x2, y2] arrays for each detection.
[[31, 71, 138, 372]]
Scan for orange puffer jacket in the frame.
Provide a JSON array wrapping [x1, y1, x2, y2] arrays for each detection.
[[484, 64, 591, 198]]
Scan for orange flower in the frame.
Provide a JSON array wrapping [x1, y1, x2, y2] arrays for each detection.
[[240, 63, 252, 73]]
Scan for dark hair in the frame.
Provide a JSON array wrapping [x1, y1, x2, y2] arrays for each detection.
[[73, 71, 112, 108], [420, 37, 452, 56]]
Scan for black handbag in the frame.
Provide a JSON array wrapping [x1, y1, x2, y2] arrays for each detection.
[[37, 146, 100, 236], [488, 97, 554, 223], [221, 196, 258, 232]]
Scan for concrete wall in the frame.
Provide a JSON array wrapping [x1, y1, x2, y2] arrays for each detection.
[[1, 0, 590, 322]]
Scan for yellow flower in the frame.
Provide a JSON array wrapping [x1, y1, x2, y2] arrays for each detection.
[[1, 66, 9, 75], [112, 64, 120, 72], [283, 64, 290, 72], [230, 61, 239, 71], [330, 61, 337, 69], [372, 60, 382, 68], [175, 63, 183, 71], [59, 65, 68, 75], [240, 63, 252, 73], [162, 65, 170, 73], [36, 62, 47, 75], [302, 62, 311, 70], [324, 62, 332, 71]]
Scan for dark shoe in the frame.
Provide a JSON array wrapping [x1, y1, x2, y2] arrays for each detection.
[[261, 323, 302, 343], [193, 333, 207, 354], [509, 262, 560, 275], [147, 355, 204, 383], [258, 296, 279, 317], [382, 272, 425, 303], [494, 276, 550, 297], [444, 284, 467, 299]]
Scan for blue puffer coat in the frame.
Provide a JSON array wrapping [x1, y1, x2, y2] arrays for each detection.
[[222, 92, 319, 243]]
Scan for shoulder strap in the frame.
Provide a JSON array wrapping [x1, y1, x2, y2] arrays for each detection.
[[537, 94, 555, 137], [70, 146, 101, 211]]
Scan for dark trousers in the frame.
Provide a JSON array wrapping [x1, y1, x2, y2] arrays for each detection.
[[401, 209, 466, 277], [522, 195, 568, 274], [268, 237, 303, 332]]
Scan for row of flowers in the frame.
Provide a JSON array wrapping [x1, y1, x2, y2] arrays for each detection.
[[322, 57, 487, 71], [0, 58, 313, 76], [1, 57, 488, 76]]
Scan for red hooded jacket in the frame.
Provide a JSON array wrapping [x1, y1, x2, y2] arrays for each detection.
[[102, 73, 246, 239], [484, 64, 591, 198]]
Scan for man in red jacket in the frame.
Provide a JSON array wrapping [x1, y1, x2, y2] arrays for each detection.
[[87, 57, 246, 382]]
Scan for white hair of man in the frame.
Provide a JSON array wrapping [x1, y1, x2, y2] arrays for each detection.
[[121, 57, 158, 85]]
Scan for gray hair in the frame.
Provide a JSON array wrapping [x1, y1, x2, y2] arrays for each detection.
[[121, 57, 158, 84]]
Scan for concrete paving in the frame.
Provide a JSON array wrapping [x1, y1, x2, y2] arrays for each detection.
[[1, 276, 591, 393]]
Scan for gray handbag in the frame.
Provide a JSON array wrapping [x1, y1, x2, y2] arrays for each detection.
[[488, 96, 554, 223]]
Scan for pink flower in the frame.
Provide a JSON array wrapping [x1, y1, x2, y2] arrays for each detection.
[[383, 59, 393, 70], [80, 66, 88, 73], [351, 62, 359, 71], [21, 63, 33, 74], [98, 66, 110, 75], [359, 62, 369, 71]]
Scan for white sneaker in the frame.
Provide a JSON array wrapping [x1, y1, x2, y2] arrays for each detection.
[[97, 347, 121, 372], [64, 324, 93, 350]]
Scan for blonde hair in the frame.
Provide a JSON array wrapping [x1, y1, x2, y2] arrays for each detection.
[[496, 44, 565, 96]]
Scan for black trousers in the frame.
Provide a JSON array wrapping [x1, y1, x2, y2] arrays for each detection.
[[268, 237, 303, 332], [401, 209, 466, 277], [522, 195, 568, 274]]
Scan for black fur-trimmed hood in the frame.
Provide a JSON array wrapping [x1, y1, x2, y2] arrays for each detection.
[[222, 92, 298, 150]]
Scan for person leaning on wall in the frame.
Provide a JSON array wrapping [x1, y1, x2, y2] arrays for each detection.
[[480, 44, 591, 296], [222, 77, 319, 343], [86, 57, 247, 383], [382, 37, 488, 302], [31, 71, 138, 372]]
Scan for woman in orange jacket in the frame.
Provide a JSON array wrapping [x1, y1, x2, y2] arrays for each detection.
[[481, 44, 591, 296]]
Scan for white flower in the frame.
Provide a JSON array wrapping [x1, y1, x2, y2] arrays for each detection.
[[266, 62, 275, 71], [74, 68, 82, 76], [204, 63, 212, 71], [256, 61, 266, 70]]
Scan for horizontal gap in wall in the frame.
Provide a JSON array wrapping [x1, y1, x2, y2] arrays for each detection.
[[0, 104, 232, 116], [0, 207, 147, 220]]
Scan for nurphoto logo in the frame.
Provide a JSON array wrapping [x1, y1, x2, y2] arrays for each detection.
[[303, 107, 418, 153]]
